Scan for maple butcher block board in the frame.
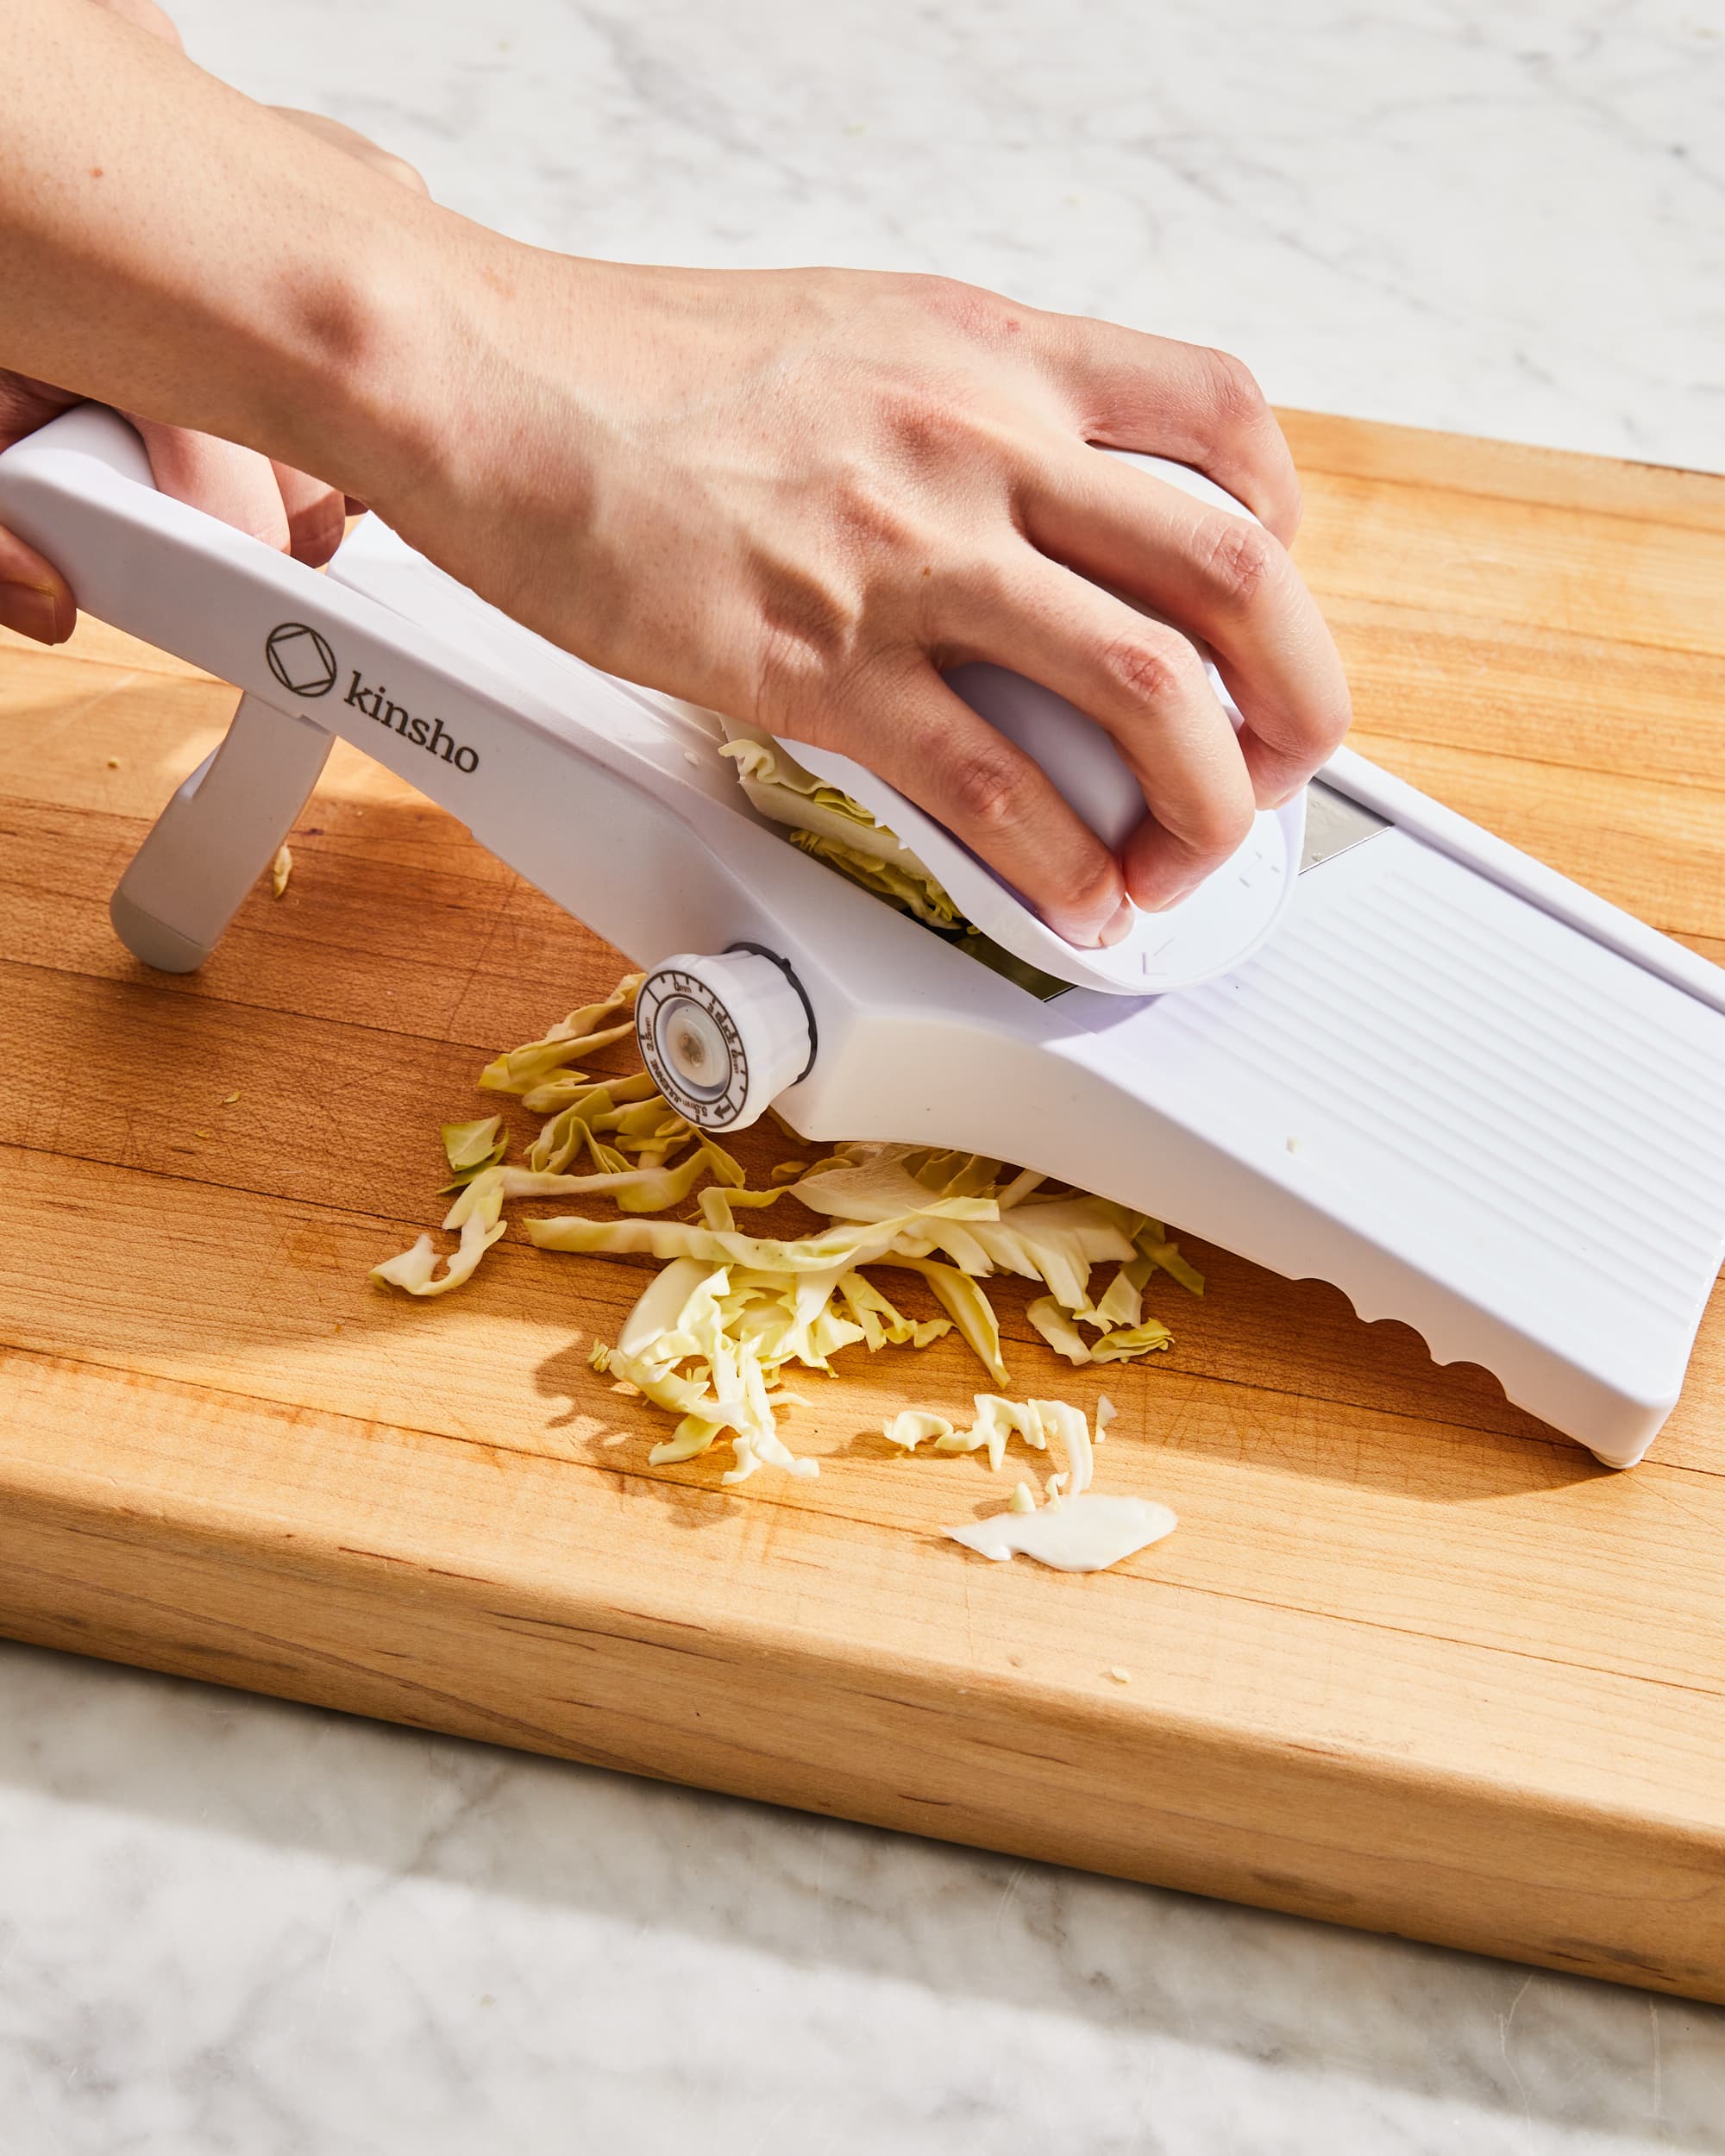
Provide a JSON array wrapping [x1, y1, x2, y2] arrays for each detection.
[[3, 411, 1724, 2001]]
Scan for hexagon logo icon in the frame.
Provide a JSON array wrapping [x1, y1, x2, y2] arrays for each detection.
[[265, 621, 337, 699]]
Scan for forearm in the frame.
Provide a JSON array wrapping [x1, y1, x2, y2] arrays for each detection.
[[0, 3, 1349, 937], [0, 0, 500, 505]]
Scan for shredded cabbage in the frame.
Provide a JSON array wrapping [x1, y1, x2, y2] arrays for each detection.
[[479, 975, 644, 1095], [726, 732, 1081, 995], [789, 829, 964, 930], [441, 1115, 508, 1188], [1090, 1319, 1175, 1363], [888, 1394, 1095, 1495], [719, 736, 893, 842], [1026, 1296, 1095, 1365], [884, 1411, 956, 1451], [719, 735, 966, 938], [719, 736, 956, 924], [442, 1116, 504, 1171], [370, 1166, 507, 1297], [368, 968, 1204, 1488]]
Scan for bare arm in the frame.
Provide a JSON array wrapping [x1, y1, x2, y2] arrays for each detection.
[[0, 0, 461, 505], [0, 0, 1351, 943]]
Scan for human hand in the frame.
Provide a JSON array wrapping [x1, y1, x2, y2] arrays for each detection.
[[0, 0, 425, 649], [1, 0, 1344, 939], [389, 260, 1351, 943]]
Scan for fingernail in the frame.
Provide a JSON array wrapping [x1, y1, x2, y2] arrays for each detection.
[[1097, 897, 1136, 947], [0, 580, 71, 644]]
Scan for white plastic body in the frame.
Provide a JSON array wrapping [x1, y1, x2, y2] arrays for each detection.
[[110, 690, 332, 970], [781, 448, 1306, 995], [4, 406, 1723, 1470]]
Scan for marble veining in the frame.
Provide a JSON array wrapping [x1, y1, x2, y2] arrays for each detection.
[[4, 0, 1724, 2147], [183, 0, 1725, 472]]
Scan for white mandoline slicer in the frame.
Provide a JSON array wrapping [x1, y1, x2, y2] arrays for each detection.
[[4, 404, 1724, 1470]]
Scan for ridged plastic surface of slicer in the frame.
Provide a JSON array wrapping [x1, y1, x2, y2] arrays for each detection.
[[1103, 826, 1725, 1391]]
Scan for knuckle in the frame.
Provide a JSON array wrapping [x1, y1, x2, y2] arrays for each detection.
[[1199, 517, 1281, 612], [945, 736, 1036, 834], [1198, 345, 1270, 429], [754, 614, 848, 718], [830, 459, 927, 556], [379, 150, 430, 197], [1096, 627, 1202, 709], [106, 0, 180, 41], [884, 408, 939, 475], [874, 382, 1013, 491], [908, 273, 1025, 345], [749, 594, 859, 725]]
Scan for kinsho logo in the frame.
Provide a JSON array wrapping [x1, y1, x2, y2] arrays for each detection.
[[260, 624, 480, 774], [342, 670, 481, 774], [265, 622, 336, 698]]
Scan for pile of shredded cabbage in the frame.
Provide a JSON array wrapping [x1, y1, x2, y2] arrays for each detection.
[[369, 971, 1203, 1486]]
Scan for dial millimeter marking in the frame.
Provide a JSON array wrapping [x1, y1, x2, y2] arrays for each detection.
[[637, 967, 752, 1127]]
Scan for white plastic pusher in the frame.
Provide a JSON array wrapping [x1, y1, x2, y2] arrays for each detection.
[[3, 405, 1724, 1469]]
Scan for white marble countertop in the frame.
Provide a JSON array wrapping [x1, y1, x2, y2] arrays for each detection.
[[5, 1, 1724, 2148]]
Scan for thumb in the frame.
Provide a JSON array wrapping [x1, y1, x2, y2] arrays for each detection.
[[129, 418, 292, 551], [0, 372, 80, 641], [0, 520, 76, 646]]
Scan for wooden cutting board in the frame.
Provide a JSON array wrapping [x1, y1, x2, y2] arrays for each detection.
[[3, 411, 1724, 2001]]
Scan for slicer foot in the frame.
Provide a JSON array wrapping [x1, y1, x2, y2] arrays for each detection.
[[108, 689, 332, 974], [108, 886, 218, 974]]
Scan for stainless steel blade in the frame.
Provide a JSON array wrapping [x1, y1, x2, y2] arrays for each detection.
[[1301, 779, 1390, 873]]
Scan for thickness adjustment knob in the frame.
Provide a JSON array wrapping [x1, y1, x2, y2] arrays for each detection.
[[636, 948, 815, 1131]]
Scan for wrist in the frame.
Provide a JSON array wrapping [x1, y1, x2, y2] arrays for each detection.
[[334, 233, 619, 608], [248, 190, 511, 518]]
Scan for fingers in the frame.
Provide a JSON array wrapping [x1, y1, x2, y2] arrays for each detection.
[[1020, 448, 1352, 805], [951, 553, 1256, 912], [826, 660, 1132, 947], [0, 424, 337, 633], [129, 418, 292, 551], [0, 521, 75, 644], [130, 418, 350, 565], [1032, 317, 1302, 544], [272, 460, 348, 565]]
